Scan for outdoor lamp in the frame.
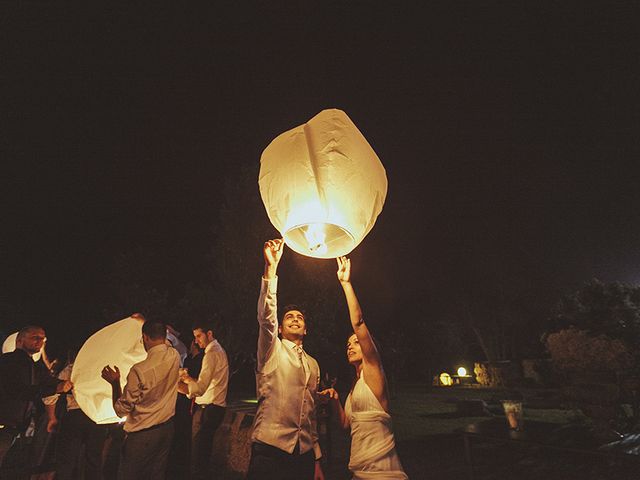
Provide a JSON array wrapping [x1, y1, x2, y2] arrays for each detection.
[[259, 109, 387, 259], [457, 366, 467, 376], [72, 316, 146, 424], [439, 372, 453, 386]]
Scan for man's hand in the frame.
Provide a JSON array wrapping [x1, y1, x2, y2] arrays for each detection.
[[314, 460, 325, 480], [336, 256, 351, 284], [177, 382, 189, 395], [55, 380, 73, 394], [263, 239, 284, 278], [47, 417, 59, 433], [101, 365, 121, 385], [317, 388, 339, 404], [264, 239, 284, 266]]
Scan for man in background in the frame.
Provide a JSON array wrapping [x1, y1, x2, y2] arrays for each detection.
[[101, 319, 179, 480], [0, 326, 72, 468], [178, 320, 228, 480], [43, 348, 108, 480]]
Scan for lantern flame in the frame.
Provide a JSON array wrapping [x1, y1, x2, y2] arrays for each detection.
[[304, 224, 328, 255]]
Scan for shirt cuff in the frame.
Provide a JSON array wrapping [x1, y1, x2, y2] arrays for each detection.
[[186, 379, 198, 399], [313, 442, 322, 461], [113, 402, 127, 419], [261, 275, 278, 294], [42, 394, 59, 406]]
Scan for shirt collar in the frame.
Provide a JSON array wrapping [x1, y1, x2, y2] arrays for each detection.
[[205, 339, 218, 353], [281, 338, 304, 351], [147, 343, 167, 356], [15, 348, 34, 361]]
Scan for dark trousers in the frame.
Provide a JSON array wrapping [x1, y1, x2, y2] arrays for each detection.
[[118, 419, 174, 480], [246, 442, 315, 480], [0, 427, 19, 468], [191, 404, 226, 480], [55, 408, 108, 480]]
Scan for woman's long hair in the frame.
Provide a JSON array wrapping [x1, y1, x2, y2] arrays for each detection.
[[347, 332, 386, 394]]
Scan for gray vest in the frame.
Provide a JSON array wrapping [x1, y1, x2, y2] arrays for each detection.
[[251, 337, 320, 455]]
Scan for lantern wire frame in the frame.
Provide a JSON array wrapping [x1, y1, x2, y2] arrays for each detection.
[[284, 222, 355, 259]]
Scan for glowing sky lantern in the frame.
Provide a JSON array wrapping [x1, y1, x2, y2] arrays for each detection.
[[2, 331, 43, 362], [72, 316, 147, 424], [259, 109, 387, 259]]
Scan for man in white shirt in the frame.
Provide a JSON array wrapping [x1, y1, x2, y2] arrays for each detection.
[[101, 319, 180, 480], [247, 238, 325, 480], [178, 321, 229, 480]]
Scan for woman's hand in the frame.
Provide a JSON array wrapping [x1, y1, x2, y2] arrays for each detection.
[[336, 256, 351, 284]]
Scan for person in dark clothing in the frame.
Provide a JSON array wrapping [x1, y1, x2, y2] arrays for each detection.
[[0, 326, 73, 468], [184, 339, 204, 381], [170, 339, 204, 477], [47, 353, 108, 480]]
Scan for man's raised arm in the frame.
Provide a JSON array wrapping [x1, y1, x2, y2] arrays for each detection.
[[256, 239, 284, 372]]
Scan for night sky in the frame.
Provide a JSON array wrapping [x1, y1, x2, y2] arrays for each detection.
[[2, 3, 639, 355]]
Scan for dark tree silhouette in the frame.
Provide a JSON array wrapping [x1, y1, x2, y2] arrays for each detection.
[[547, 279, 640, 349]]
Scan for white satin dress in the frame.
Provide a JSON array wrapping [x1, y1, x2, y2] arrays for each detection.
[[344, 371, 409, 479]]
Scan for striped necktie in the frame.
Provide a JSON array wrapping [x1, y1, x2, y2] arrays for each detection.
[[294, 344, 310, 382]]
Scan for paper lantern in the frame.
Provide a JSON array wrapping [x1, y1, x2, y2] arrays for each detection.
[[2, 332, 18, 354], [259, 109, 387, 259], [72, 316, 146, 424], [2, 331, 43, 362]]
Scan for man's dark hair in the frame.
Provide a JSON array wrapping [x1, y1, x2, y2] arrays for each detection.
[[142, 321, 167, 340], [281, 305, 307, 323], [191, 320, 215, 335], [17, 325, 45, 340]]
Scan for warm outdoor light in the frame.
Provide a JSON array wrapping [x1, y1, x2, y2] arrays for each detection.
[[439, 372, 453, 386], [259, 109, 387, 259], [457, 366, 467, 376], [72, 316, 146, 424]]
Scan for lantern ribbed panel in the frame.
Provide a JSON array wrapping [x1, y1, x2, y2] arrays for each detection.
[[259, 109, 387, 258]]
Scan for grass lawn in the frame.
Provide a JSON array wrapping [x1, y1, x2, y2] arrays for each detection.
[[322, 384, 640, 480]]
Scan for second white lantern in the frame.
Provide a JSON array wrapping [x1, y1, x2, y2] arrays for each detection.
[[72, 316, 147, 424]]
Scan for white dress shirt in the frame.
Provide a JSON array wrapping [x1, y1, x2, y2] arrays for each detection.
[[114, 343, 180, 433], [187, 339, 229, 407], [251, 276, 322, 459]]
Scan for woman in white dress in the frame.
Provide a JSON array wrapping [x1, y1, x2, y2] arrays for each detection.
[[320, 257, 408, 479]]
